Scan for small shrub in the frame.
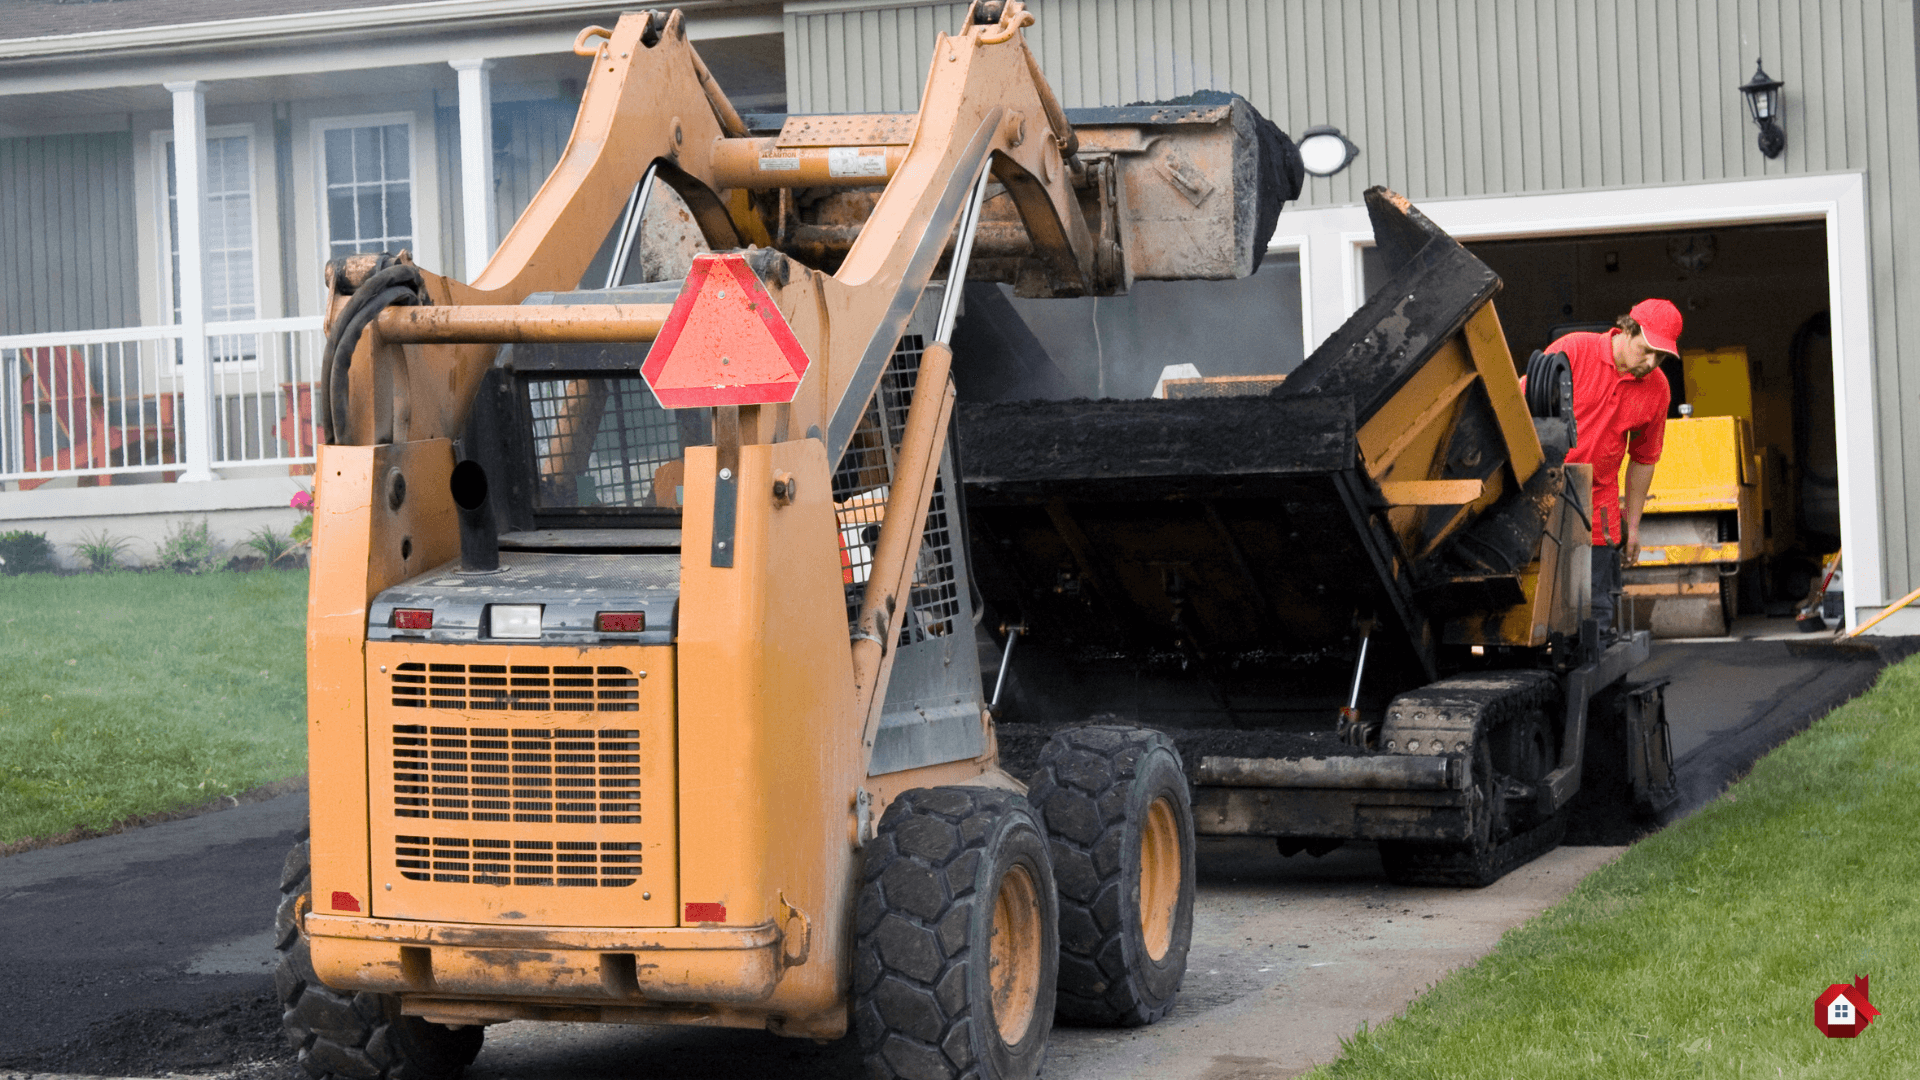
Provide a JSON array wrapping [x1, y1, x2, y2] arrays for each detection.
[[290, 489, 315, 545], [244, 524, 296, 566], [0, 530, 57, 575], [71, 528, 135, 572], [156, 518, 219, 574]]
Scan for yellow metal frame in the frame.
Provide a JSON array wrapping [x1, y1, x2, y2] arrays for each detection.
[[307, 3, 1075, 1040]]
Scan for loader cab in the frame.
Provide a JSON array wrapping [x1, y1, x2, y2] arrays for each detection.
[[401, 281, 988, 774], [454, 282, 706, 543]]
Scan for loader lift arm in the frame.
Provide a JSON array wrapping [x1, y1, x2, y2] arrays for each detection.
[[329, 2, 1096, 458]]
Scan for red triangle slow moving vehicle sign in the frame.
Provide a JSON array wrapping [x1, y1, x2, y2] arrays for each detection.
[[640, 253, 811, 409]]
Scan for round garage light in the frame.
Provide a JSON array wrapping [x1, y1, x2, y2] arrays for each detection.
[[1297, 125, 1360, 177]]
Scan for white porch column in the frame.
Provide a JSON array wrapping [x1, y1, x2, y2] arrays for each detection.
[[450, 59, 497, 281], [165, 80, 216, 482]]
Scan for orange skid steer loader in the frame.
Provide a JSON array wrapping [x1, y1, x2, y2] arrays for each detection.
[[279, 4, 1303, 1078]]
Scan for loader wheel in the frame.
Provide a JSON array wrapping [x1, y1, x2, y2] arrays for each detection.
[[275, 831, 484, 1080], [1027, 726, 1195, 1027], [853, 787, 1058, 1080]]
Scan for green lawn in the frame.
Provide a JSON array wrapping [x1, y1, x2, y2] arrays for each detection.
[[0, 570, 308, 844], [1310, 653, 1920, 1079]]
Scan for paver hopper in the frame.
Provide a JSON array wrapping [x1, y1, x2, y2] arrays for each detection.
[[962, 188, 1678, 884]]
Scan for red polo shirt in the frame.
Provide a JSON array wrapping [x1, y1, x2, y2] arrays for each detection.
[[1548, 329, 1670, 546]]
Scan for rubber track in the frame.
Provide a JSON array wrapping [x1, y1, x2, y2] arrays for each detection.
[[1382, 812, 1568, 888], [1380, 672, 1565, 887]]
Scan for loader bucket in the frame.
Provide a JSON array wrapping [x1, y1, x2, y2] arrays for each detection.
[[960, 188, 1555, 727]]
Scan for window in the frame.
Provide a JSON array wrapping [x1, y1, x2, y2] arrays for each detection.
[[160, 129, 259, 361], [317, 118, 414, 260]]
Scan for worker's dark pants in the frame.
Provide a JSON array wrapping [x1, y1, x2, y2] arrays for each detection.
[[1592, 544, 1623, 637]]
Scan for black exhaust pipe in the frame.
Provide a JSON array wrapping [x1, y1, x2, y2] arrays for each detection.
[[450, 459, 499, 572]]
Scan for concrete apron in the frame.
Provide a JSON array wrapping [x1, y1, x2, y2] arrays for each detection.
[[1041, 840, 1625, 1080], [458, 840, 1622, 1080]]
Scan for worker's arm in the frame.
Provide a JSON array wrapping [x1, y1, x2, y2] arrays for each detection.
[[1622, 459, 1656, 565]]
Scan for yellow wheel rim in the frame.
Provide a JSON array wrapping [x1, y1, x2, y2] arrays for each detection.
[[1139, 796, 1180, 962], [989, 862, 1043, 1045]]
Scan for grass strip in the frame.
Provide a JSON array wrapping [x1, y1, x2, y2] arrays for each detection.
[[1308, 653, 1920, 1078], [0, 570, 308, 845]]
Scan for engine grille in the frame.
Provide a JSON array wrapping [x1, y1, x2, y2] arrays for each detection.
[[390, 724, 642, 825], [390, 663, 640, 711], [394, 834, 641, 888]]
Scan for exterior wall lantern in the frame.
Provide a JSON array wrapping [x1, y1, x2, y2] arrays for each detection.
[[1738, 59, 1786, 159], [1297, 125, 1360, 177]]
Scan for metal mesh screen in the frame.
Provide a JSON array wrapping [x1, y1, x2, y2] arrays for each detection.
[[903, 480, 961, 644], [526, 376, 687, 509], [832, 336, 921, 593], [830, 334, 961, 644]]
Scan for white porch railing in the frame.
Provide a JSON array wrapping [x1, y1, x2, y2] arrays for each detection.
[[0, 316, 324, 489]]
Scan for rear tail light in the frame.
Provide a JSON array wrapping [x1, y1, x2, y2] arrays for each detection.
[[596, 611, 644, 633], [391, 608, 433, 630]]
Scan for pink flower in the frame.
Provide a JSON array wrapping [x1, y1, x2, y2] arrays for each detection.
[[291, 490, 315, 511]]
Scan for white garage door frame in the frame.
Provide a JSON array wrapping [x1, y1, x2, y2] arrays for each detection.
[[1277, 172, 1879, 632]]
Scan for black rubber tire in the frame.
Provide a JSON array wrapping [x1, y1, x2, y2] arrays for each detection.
[[275, 831, 485, 1080], [852, 787, 1059, 1080], [1026, 726, 1195, 1027]]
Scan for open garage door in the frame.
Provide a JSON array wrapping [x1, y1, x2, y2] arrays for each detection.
[[1377, 222, 1839, 638]]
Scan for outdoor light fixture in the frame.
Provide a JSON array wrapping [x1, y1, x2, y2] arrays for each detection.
[[1297, 125, 1360, 177], [1738, 59, 1785, 159]]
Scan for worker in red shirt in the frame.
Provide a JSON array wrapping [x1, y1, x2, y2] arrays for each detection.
[[1546, 298, 1681, 639]]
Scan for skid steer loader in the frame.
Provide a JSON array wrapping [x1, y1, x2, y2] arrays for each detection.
[[280, 4, 1302, 1078]]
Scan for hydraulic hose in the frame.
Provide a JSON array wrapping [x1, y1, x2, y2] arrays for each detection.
[[319, 258, 428, 445], [1524, 348, 1574, 420]]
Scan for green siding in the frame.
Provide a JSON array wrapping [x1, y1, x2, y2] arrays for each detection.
[[0, 131, 139, 335], [787, 0, 1920, 598]]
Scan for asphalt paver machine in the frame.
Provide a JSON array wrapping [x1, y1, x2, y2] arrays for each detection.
[[962, 188, 1680, 887], [280, 4, 1301, 1078]]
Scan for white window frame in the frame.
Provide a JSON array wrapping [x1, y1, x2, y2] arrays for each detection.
[[310, 111, 425, 269], [153, 122, 264, 366], [1266, 235, 1312, 363]]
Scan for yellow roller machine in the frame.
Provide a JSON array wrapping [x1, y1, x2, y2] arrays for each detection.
[[1622, 346, 1776, 637]]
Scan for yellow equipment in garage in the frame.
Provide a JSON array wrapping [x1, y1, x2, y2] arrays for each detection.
[[278, 4, 1300, 1078], [1622, 346, 1775, 637]]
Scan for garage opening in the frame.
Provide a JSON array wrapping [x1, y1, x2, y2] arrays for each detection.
[[1368, 220, 1839, 637]]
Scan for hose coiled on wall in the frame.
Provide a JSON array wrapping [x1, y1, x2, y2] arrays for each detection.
[[319, 253, 428, 445]]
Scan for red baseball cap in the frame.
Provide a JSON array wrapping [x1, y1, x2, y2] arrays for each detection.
[[1630, 298, 1683, 358]]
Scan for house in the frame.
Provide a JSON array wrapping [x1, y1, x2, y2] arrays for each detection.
[[1815, 975, 1879, 1037], [4, 0, 1920, 637], [0, 0, 783, 556]]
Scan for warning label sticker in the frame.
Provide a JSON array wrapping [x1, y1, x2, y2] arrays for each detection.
[[827, 146, 888, 178]]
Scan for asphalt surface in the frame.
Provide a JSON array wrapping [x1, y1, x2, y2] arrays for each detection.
[[0, 792, 305, 1073], [0, 632, 1908, 1077]]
